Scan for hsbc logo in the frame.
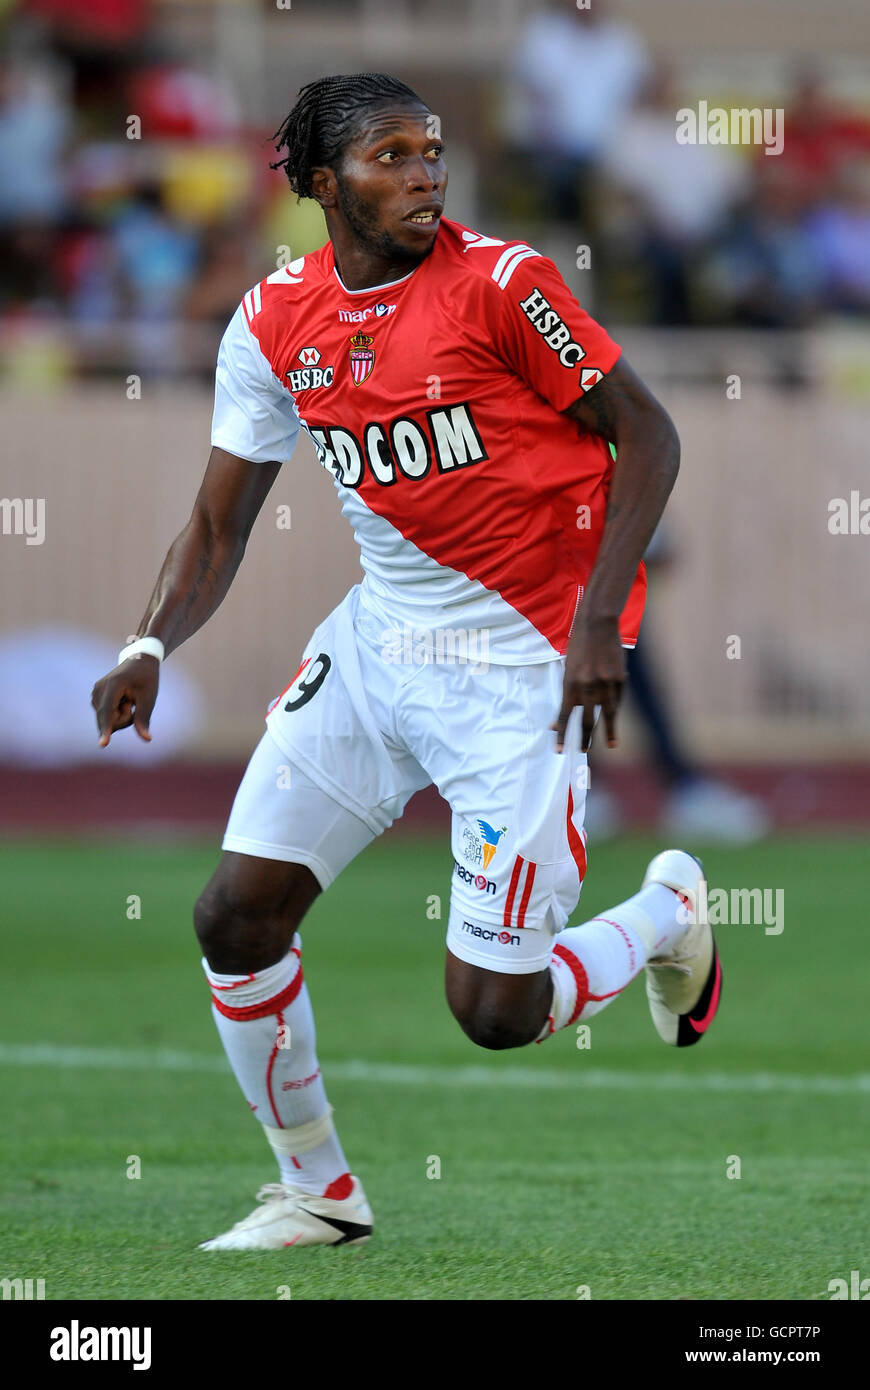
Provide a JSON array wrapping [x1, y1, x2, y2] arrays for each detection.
[[517, 287, 588, 371], [338, 303, 396, 323], [453, 861, 496, 894], [462, 921, 520, 946], [286, 365, 334, 392], [298, 346, 321, 365]]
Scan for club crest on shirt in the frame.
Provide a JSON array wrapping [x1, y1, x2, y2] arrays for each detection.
[[349, 331, 375, 386]]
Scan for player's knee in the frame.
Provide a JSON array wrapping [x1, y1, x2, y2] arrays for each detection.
[[455, 1003, 538, 1051], [193, 885, 231, 956], [194, 858, 320, 966], [193, 877, 296, 969], [193, 883, 256, 962]]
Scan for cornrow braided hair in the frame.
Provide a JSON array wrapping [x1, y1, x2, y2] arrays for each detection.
[[271, 73, 428, 199]]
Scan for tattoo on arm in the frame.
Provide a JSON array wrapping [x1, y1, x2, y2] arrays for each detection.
[[150, 546, 222, 653], [564, 376, 631, 442], [179, 551, 220, 626]]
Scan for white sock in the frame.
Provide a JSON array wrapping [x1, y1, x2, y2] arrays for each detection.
[[203, 936, 351, 1197], [538, 884, 686, 1039]]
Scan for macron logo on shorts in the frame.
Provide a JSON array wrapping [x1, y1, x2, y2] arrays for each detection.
[[462, 921, 520, 946], [453, 861, 496, 894]]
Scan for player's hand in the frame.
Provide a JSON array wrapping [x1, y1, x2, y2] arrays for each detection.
[[91, 656, 160, 747], [552, 614, 626, 753]]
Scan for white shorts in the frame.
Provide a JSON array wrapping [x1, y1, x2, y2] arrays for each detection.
[[222, 586, 589, 974]]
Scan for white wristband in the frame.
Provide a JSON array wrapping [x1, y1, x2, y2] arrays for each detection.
[[118, 636, 165, 665]]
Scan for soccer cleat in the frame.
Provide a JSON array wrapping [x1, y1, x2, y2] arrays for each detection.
[[642, 849, 722, 1048], [198, 1177, 374, 1251]]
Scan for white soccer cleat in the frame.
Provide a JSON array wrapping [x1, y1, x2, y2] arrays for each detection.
[[198, 1178, 374, 1251], [642, 849, 722, 1047]]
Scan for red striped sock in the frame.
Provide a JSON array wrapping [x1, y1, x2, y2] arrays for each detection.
[[203, 938, 350, 1195]]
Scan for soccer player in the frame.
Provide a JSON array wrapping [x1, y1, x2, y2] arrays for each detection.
[[91, 73, 722, 1251]]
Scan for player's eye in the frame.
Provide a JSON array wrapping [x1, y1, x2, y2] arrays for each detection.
[[375, 146, 444, 164]]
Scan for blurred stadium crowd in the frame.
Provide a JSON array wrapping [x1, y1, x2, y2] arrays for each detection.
[[2, 0, 870, 385]]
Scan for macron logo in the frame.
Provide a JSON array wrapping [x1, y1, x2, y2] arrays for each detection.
[[50, 1321, 152, 1371]]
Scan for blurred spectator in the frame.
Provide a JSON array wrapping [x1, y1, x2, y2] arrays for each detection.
[[600, 68, 748, 323], [502, 0, 649, 225], [0, 62, 70, 313], [586, 524, 771, 844], [807, 160, 870, 314], [128, 62, 242, 141], [772, 69, 870, 204], [705, 163, 823, 328], [184, 220, 257, 330], [0, 62, 70, 227], [25, 0, 149, 49], [113, 182, 198, 318], [24, 0, 151, 133]]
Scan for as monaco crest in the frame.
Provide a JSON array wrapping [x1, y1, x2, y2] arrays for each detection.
[[349, 331, 375, 386]]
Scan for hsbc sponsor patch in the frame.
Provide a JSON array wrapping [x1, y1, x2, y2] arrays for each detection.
[[462, 921, 520, 946], [286, 365, 335, 392], [517, 286, 589, 373]]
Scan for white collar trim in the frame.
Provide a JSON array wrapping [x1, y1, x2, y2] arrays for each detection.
[[332, 264, 417, 295]]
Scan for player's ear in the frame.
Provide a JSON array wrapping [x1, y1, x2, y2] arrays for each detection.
[[310, 166, 338, 208]]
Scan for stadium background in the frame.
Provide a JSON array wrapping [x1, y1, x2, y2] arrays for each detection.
[[1, 0, 869, 1302]]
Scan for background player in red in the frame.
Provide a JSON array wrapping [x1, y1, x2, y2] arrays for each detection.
[[91, 74, 722, 1251]]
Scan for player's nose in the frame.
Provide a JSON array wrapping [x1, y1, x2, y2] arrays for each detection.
[[405, 157, 443, 191]]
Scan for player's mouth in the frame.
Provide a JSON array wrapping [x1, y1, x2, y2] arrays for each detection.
[[403, 204, 442, 230]]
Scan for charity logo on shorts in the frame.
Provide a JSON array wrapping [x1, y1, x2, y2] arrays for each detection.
[[461, 826, 483, 867], [462, 921, 520, 946], [349, 331, 375, 385], [476, 819, 507, 870], [453, 861, 496, 895], [461, 820, 507, 869]]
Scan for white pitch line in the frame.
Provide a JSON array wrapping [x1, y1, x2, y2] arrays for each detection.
[[0, 1043, 868, 1096]]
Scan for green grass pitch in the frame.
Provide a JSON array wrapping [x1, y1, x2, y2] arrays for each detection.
[[1, 831, 867, 1301]]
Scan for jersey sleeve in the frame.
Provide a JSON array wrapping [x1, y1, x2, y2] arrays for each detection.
[[492, 252, 622, 413], [210, 301, 301, 464]]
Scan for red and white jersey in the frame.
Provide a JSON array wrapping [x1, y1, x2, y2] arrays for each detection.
[[211, 217, 646, 662]]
